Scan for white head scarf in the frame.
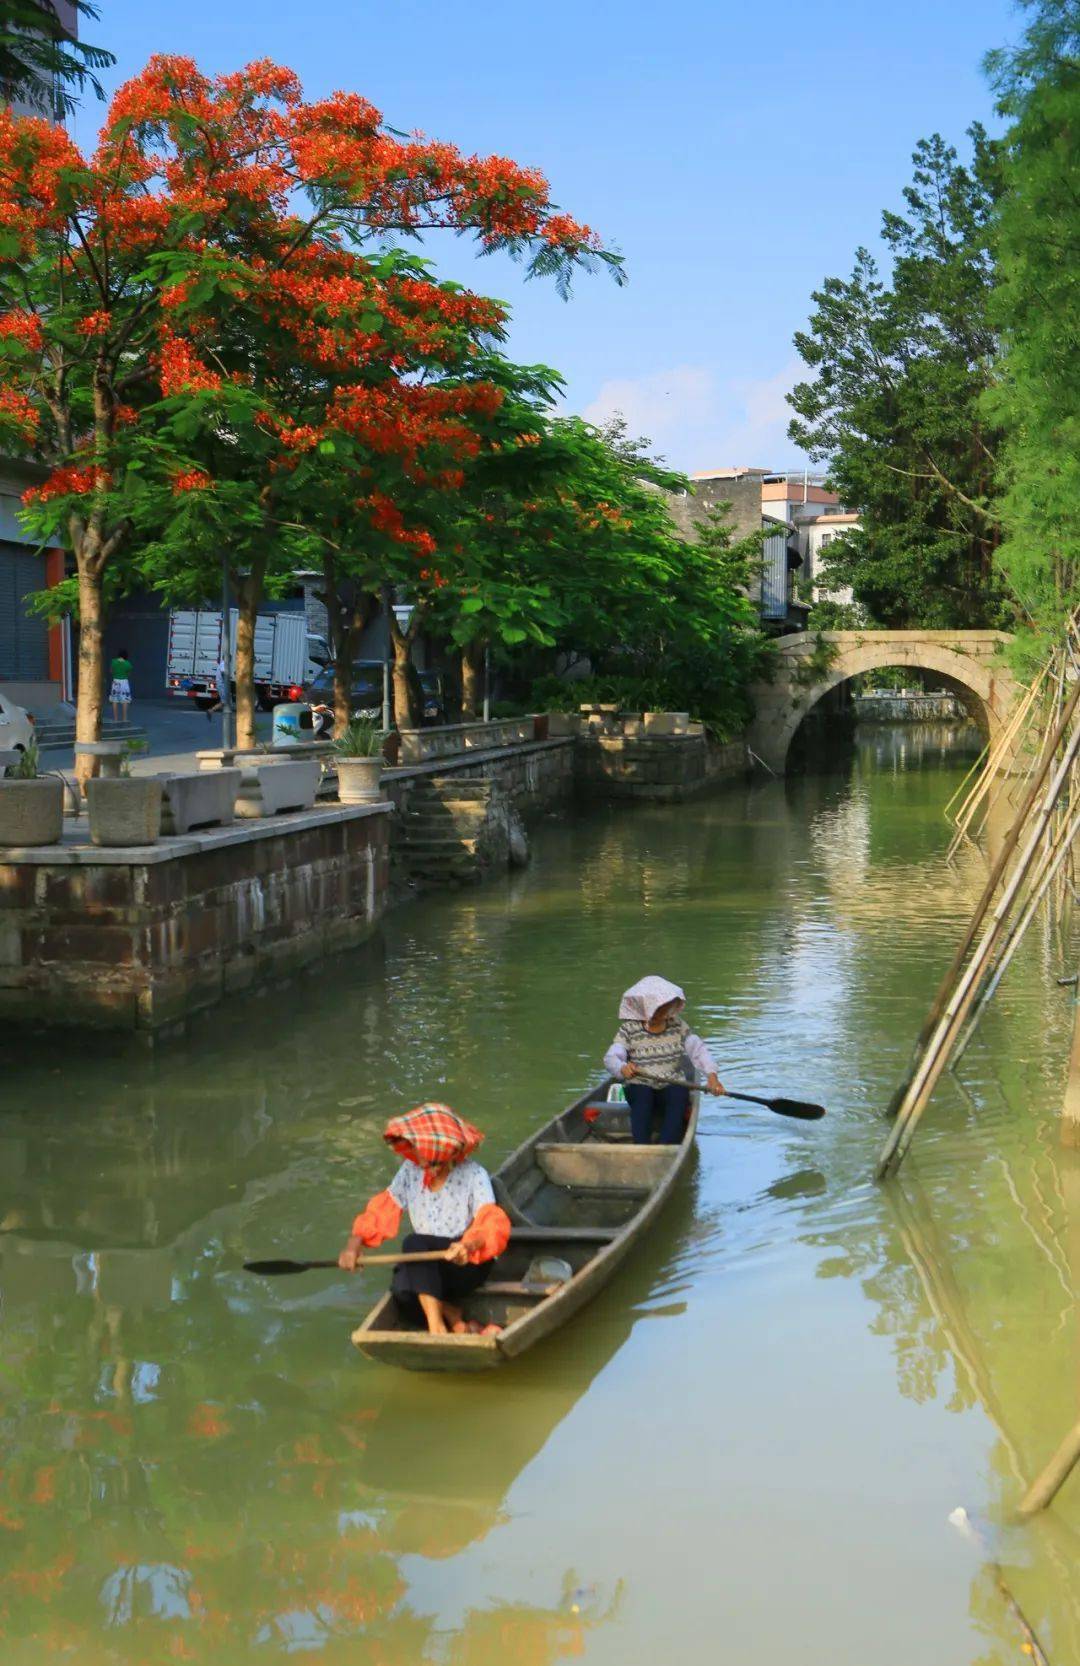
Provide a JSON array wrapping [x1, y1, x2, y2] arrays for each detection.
[[619, 975, 686, 1022]]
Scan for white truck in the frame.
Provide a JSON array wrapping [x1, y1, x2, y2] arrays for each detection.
[[165, 609, 330, 711]]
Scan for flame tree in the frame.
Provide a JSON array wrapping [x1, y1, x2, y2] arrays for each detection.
[[0, 55, 618, 774]]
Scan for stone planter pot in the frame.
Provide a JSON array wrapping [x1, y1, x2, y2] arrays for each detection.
[[644, 711, 689, 736], [0, 776, 64, 847], [235, 758, 321, 818], [336, 756, 385, 805], [87, 777, 163, 847], [156, 768, 241, 835]]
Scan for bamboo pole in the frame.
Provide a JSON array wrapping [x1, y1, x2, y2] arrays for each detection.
[[946, 669, 1048, 858], [1018, 1419, 1080, 1519], [883, 678, 1080, 1127], [878, 684, 1080, 1178], [968, 674, 1055, 847], [952, 803, 1080, 1064], [946, 681, 1037, 843]]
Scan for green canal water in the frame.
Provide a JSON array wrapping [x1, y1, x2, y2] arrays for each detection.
[[3, 723, 1080, 1665]]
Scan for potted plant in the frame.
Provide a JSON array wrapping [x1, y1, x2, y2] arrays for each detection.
[[0, 739, 64, 846], [333, 718, 387, 804], [87, 739, 163, 847]]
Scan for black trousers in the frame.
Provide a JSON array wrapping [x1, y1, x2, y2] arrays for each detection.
[[391, 1232, 491, 1319], [624, 1081, 691, 1145]]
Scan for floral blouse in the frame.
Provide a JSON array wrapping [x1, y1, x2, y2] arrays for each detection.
[[386, 1160, 496, 1238]]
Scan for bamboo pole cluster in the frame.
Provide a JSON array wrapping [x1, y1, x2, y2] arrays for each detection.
[[878, 631, 1080, 1181], [878, 630, 1080, 1527]]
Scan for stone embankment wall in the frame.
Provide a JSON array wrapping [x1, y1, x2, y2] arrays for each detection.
[[853, 693, 969, 723], [0, 722, 747, 1031], [0, 804, 390, 1031], [385, 736, 575, 823], [576, 732, 747, 801], [385, 738, 575, 887]]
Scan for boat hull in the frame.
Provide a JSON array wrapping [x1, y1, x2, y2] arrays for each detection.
[[351, 1084, 698, 1372]]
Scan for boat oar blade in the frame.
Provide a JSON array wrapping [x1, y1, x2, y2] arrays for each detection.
[[724, 1091, 826, 1121], [765, 1096, 826, 1121], [244, 1258, 338, 1276]]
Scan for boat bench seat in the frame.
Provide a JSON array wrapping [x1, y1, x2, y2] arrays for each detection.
[[509, 1226, 617, 1244], [481, 1280, 556, 1298], [534, 1141, 677, 1191]]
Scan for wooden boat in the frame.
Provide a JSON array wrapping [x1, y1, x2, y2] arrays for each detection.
[[351, 1081, 698, 1371]]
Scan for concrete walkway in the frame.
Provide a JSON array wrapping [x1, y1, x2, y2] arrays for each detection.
[[39, 699, 273, 778]]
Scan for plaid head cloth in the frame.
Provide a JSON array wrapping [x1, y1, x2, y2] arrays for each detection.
[[383, 1104, 483, 1186]]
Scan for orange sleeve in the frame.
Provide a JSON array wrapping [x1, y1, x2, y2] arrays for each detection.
[[351, 1189, 402, 1247], [462, 1202, 511, 1265]]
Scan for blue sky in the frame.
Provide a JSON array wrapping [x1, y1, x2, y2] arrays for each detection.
[[77, 0, 1022, 472]]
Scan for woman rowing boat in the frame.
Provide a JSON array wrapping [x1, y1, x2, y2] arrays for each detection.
[[604, 975, 724, 1144], [338, 1104, 511, 1335]]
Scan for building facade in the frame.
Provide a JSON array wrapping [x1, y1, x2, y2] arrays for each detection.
[[1, 2, 80, 709], [681, 466, 861, 624]]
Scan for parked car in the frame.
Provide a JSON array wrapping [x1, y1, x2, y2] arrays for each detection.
[[304, 661, 448, 728], [0, 691, 36, 758]]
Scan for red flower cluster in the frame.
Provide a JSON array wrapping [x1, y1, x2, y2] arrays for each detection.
[[0, 385, 39, 438], [158, 332, 222, 396], [171, 469, 213, 493], [24, 465, 101, 502], [0, 311, 44, 352], [362, 492, 437, 555], [76, 310, 111, 338]]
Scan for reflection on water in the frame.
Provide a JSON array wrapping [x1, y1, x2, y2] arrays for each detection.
[[1, 723, 1079, 1663]]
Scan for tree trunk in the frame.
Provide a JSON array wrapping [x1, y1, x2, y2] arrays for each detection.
[[461, 639, 483, 719], [234, 560, 266, 751], [74, 563, 105, 790], [385, 593, 421, 729], [320, 553, 379, 733], [390, 631, 415, 731]]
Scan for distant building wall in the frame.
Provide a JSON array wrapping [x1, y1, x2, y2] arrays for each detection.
[[665, 474, 764, 544]]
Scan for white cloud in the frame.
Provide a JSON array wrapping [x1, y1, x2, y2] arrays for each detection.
[[579, 358, 810, 473], [582, 365, 717, 440]]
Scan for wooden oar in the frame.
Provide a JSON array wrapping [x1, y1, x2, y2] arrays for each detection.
[[588, 1089, 825, 1129], [244, 1250, 452, 1277]]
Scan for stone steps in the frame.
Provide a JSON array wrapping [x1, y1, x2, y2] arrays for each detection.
[[398, 784, 488, 883], [36, 718, 146, 750], [413, 778, 492, 800], [403, 810, 487, 833], [402, 833, 480, 854]]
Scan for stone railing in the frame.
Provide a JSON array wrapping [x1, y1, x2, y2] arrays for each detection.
[[397, 716, 544, 764], [550, 708, 704, 739]]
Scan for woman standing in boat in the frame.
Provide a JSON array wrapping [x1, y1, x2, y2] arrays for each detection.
[[604, 975, 725, 1145], [338, 1104, 511, 1335]]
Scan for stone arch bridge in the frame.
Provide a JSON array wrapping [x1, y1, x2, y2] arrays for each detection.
[[746, 630, 1018, 775]]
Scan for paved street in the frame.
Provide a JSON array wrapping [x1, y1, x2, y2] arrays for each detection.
[[39, 698, 274, 777]]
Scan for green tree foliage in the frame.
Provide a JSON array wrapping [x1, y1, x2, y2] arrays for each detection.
[[0, 0, 114, 117], [523, 440, 769, 738], [983, 0, 1080, 647], [788, 130, 1011, 628]]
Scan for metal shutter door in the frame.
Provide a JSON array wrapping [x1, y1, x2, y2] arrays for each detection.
[[0, 545, 48, 678]]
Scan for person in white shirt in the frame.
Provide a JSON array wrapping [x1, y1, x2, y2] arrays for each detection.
[[604, 975, 724, 1144]]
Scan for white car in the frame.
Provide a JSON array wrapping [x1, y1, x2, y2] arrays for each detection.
[[0, 691, 36, 758]]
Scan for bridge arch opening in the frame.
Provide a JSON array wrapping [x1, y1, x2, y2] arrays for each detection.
[[747, 631, 1016, 776], [787, 665, 986, 773]]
